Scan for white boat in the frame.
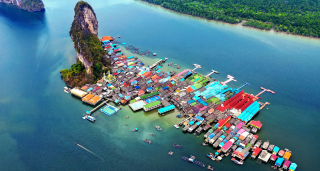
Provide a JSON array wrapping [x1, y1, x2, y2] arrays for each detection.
[[82, 115, 96, 123], [156, 126, 162, 131], [174, 124, 180, 129], [64, 87, 70, 93]]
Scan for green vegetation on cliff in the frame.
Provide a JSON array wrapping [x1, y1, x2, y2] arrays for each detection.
[[61, 1, 110, 87], [60, 61, 88, 86], [21, 0, 45, 11], [142, 0, 320, 38]]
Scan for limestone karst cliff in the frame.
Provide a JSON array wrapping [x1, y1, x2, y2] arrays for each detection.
[[60, 1, 110, 87], [0, 0, 45, 12]]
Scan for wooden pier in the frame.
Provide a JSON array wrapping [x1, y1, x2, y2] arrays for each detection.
[[87, 98, 112, 115], [149, 58, 167, 69]]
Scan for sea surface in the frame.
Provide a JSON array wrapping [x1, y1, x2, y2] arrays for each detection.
[[0, 0, 319, 170]]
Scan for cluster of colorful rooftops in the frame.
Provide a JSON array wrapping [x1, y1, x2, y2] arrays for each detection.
[[66, 36, 297, 170]]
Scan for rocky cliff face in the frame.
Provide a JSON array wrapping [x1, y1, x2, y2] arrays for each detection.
[[70, 1, 99, 75], [61, 1, 109, 87], [0, 0, 45, 12]]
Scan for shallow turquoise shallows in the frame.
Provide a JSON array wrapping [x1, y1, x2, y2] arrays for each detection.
[[0, 0, 320, 170]]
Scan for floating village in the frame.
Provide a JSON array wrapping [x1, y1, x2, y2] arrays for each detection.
[[65, 35, 298, 171]]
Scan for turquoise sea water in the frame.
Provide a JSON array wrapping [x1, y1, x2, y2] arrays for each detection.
[[0, 0, 320, 170]]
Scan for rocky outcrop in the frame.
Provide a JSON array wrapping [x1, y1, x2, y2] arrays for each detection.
[[70, 1, 100, 75], [61, 1, 109, 87], [0, 0, 45, 12]]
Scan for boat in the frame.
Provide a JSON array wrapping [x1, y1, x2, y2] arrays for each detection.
[[173, 143, 182, 149], [268, 144, 275, 152], [216, 156, 223, 162], [262, 140, 270, 150], [206, 153, 215, 160], [156, 126, 162, 131], [253, 140, 262, 150], [278, 150, 285, 157], [64, 87, 70, 93], [143, 139, 152, 144], [168, 151, 174, 155], [132, 128, 138, 132], [189, 155, 196, 163], [251, 147, 262, 160], [269, 154, 278, 164], [174, 124, 180, 129], [289, 163, 298, 171], [82, 115, 96, 123], [202, 141, 208, 146], [64, 87, 69, 91], [207, 165, 215, 170], [251, 127, 258, 133], [181, 156, 189, 161], [232, 158, 244, 165]]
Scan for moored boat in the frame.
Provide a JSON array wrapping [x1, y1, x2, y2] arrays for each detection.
[[173, 143, 183, 149], [278, 150, 285, 157], [156, 126, 162, 131], [132, 128, 139, 132], [82, 115, 96, 123], [206, 153, 215, 160], [261, 140, 270, 150], [252, 140, 262, 151], [289, 163, 297, 171], [282, 160, 291, 170], [269, 154, 278, 164], [268, 144, 274, 152], [143, 139, 152, 144], [251, 147, 261, 160], [174, 124, 180, 129], [207, 165, 215, 170]]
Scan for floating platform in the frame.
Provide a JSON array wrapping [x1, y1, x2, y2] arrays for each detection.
[[101, 104, 120, 116]]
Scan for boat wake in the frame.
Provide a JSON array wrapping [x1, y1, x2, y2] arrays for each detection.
[[75, 143, 105, 163]]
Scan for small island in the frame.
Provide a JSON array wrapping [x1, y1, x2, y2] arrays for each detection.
[[0, 0, 45, 12], [60, 1, 110, 87]]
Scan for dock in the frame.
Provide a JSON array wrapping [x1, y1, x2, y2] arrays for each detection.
[[87, 100, 108, 115], [149, 58, 167, 69]]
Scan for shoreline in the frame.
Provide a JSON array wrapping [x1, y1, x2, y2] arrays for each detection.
[[137, 0, 320, 41]]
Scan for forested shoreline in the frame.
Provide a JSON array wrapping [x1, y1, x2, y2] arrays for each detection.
[[142, 0, 320, 38]]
